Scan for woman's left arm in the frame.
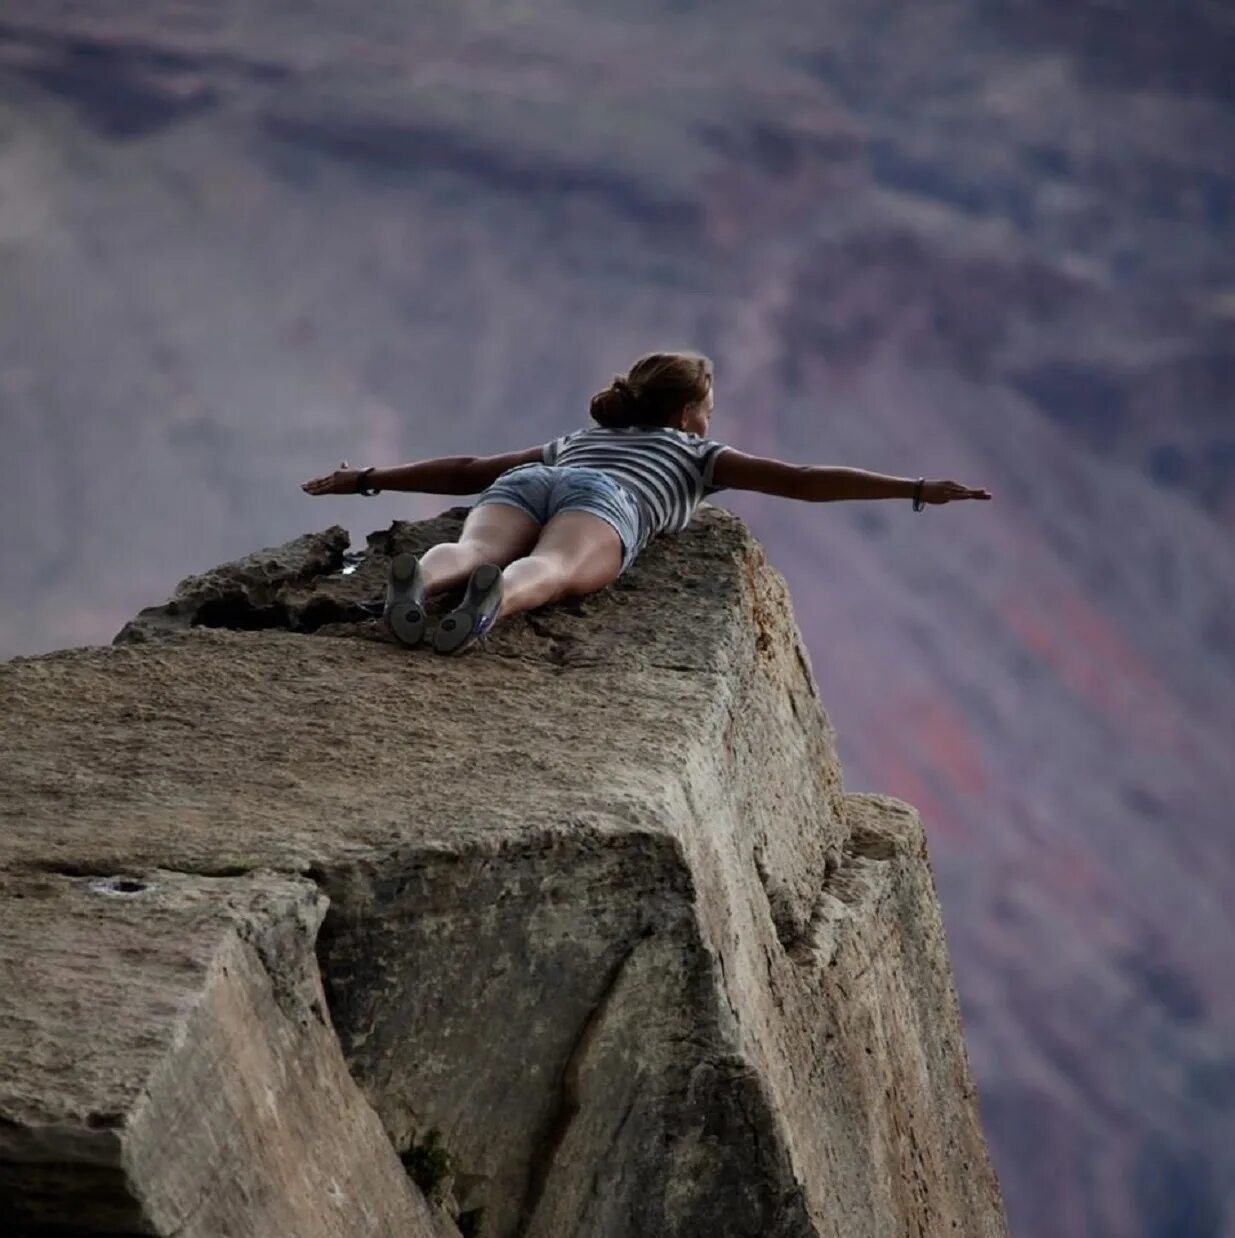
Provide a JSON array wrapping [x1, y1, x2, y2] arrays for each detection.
[[302, 446, 544, 496], [710, 449, 991, 504]]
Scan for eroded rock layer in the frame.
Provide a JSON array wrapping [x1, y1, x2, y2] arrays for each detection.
[[0, 509, 1006, 1236]]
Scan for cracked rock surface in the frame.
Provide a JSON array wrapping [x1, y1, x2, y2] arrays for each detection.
[[0, 871, 458, 1237], [0, 507, 1007, 1237]]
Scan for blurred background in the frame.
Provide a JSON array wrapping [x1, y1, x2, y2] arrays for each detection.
[[1, 2, 1232, 1234]]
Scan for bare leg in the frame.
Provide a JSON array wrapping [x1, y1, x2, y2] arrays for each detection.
[[418, 503, 541, 596], [497, 510, 623, 620]]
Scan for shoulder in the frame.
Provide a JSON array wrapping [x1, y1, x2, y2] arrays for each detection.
[[542, 426, 589, 463], [663, 428, 728, 461], [648, 427, 724, 451], [561, 425, 617, 443], [549, 426, 597, 449]]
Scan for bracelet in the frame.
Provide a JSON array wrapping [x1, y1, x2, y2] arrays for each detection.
[[912, 477, 925, 511], [355, 467, 380, 497]]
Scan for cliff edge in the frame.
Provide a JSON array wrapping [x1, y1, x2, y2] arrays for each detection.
[[0, 507, 1007, 1237]]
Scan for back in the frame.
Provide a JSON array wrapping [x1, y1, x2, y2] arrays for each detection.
[[542, 425, 727, 547]]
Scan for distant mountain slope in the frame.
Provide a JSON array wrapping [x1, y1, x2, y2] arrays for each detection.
[[1, 3, 1231, 1234]]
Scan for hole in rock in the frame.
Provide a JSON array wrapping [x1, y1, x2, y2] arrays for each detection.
[[189, 592, 374, 634], [85, 1111, 125, 1130], [193, 597, 292, 631], [87, 876, 155, 898]]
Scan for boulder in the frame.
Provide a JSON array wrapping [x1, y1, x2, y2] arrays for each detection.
[[0, 507, 1007, 1236], [0, 871, 458, 1237]]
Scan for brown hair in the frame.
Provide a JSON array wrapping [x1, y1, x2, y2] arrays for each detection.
[[589, 351, 713, 428]]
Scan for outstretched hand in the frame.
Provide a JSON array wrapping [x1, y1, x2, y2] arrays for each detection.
[[302, 460, 362, 496], [921, 479, 992, 504]]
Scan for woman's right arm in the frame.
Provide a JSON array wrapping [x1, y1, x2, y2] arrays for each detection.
[[711, 449, 991, 504], [302, 446, 544, 496], [370, 446, 543, 493]]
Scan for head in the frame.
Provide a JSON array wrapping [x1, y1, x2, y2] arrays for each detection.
[[589, 351, 714, 436]]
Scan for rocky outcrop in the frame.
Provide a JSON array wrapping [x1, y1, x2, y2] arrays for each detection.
[[0, 871, 459, 1238], [112, 525, 354, 644], [0, 508, 1007, 1237]]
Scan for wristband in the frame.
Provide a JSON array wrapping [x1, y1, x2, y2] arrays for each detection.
[[912, 478, 925, 511], [355, 467, 380, 497]]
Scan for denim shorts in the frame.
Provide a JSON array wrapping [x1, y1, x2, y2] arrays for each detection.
[[473, 463, 642, 574]]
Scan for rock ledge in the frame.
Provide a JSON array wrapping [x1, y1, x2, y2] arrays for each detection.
[[0, 508, 1007, 1237]]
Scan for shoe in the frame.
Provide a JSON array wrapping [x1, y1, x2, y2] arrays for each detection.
[[432, 564, 503, 655], [384, 553, 428, 647]]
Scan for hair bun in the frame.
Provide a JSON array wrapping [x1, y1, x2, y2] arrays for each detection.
[[589, 351, 711, 429], [589, 378, 636, 427]]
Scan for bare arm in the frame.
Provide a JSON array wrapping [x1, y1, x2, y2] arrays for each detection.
[[302, 445, 544, 496], [369, 446, 543, 493], [711, 448, 991, 504]]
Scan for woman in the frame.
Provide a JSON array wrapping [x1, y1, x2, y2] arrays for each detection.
[[302, 351, 991, 654]]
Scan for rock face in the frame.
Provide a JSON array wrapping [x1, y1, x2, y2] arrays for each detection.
[[0, 508, 1007, 1237], [0, 871, 459, 1238]]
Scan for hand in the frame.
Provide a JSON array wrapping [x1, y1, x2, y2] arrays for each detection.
[[302, 460, 362, 496], [920, 479, 992, 504]]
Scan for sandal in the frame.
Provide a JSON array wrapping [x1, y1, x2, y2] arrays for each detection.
[[384, 553, 429, 647], [432, 564, 503, 655]]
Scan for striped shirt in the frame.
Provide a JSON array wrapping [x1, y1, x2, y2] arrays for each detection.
[[542, 425, 728, 550]]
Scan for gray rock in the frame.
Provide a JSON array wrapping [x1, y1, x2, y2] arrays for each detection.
[[112, 525, 353, 644], [1, 508, 1007, 1236], [0, 871, 458, 1237]]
